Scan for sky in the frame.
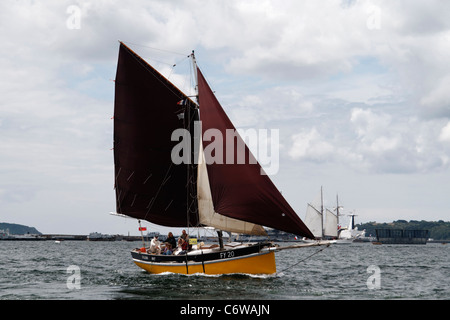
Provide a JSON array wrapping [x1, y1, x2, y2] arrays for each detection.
[[1, 0, 449, 236]]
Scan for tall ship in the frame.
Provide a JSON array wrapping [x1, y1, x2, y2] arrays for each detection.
[[112, 42, 330, 275], [302, 188, 364, 243], [303, 187, 338, 240]]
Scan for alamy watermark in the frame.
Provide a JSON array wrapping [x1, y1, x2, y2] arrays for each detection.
[[366, 4, 381, 30], [171, 121, 279, 175], [66, 265, 81, 290], [66, 5, 81, 30], [366, 265, 381, 290]]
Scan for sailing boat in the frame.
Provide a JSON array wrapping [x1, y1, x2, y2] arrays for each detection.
[[112, 42, 327, 275], [303, 188, 352, 244]]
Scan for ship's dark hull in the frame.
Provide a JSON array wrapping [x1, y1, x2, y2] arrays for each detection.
[[375, 229, 429, 244]]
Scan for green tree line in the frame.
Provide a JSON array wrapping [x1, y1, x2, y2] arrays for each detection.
[[356, 220, 450, 240]]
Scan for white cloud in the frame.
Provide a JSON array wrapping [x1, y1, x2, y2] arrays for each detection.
[[421, 75, 450, 116], [289, 128, 335, 162], [1, 0, 450, 233], [192, 0, 450, 118], [350, 108, 392, 139], [222, 1, 372, 79], [287, 106, 450, 174], [439, 121, 450, 142], [228, 86, 315, 128], [348, 107, 448, 173]]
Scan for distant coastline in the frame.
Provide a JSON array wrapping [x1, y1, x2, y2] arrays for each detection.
[[2, 220, 450, 242], [0, 223, 143, 241], [0, 222, 41, 235]]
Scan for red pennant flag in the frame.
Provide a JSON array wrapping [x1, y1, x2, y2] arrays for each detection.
[[139, 227, 147, 231]]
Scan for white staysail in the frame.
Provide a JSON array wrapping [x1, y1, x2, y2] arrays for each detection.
[[197, 139, 267, 236], [324, 208, 338, 237], [304, 187, 324, 238], [304, 203, 322, 238]]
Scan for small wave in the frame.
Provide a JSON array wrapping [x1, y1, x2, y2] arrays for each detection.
[[150, 271, 278, 279]]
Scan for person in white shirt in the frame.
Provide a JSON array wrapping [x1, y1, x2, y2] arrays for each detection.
[[149, 235, 161, 254]]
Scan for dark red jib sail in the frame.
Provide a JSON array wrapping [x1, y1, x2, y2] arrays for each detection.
[[113, 42, 199, 227], [197, 68, 314, 238]]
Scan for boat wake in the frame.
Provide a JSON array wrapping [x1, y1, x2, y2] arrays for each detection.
[[151, 271, 278, 280]]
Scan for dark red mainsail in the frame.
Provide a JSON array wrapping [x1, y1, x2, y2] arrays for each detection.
[[113, 42, 199, 227], [197, 68, 314, 238]]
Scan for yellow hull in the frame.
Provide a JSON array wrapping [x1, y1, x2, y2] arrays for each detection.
[[133, 251, 276, 275]]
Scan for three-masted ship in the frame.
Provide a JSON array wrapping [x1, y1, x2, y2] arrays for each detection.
[[113, 42, 322, 275]]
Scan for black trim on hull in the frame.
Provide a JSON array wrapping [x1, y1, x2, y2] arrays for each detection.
[[131, 242, 273, 264]]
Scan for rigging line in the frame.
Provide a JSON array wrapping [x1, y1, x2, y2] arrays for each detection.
[[124, 42, 193, 86], [196, 64, 218, 96], [187, 198, 198, 215], [143, 162, 174, 220], [143, 56, 177, 67], [167, 56, 187, 81], [114, 168, 123, 214], [278, 243, 331, 274], [122, 41, 187, 56], [189, 55, 198, 99], [120, 43, 191, 102]]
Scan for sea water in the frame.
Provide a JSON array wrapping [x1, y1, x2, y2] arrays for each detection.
[[0, 240, 448, 300]]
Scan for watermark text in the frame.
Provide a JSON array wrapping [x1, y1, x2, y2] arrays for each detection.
[[66, 265, 81, 290], [366, 265, 381, 289], [171, 121, 279, 175], [66, 5, 81, 30]]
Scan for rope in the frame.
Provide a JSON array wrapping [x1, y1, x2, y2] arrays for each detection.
[[122, 41, 187, 56], [143, 162, 174, 220], [278, 243, 331, 273], [118, 42, 189, 101]]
